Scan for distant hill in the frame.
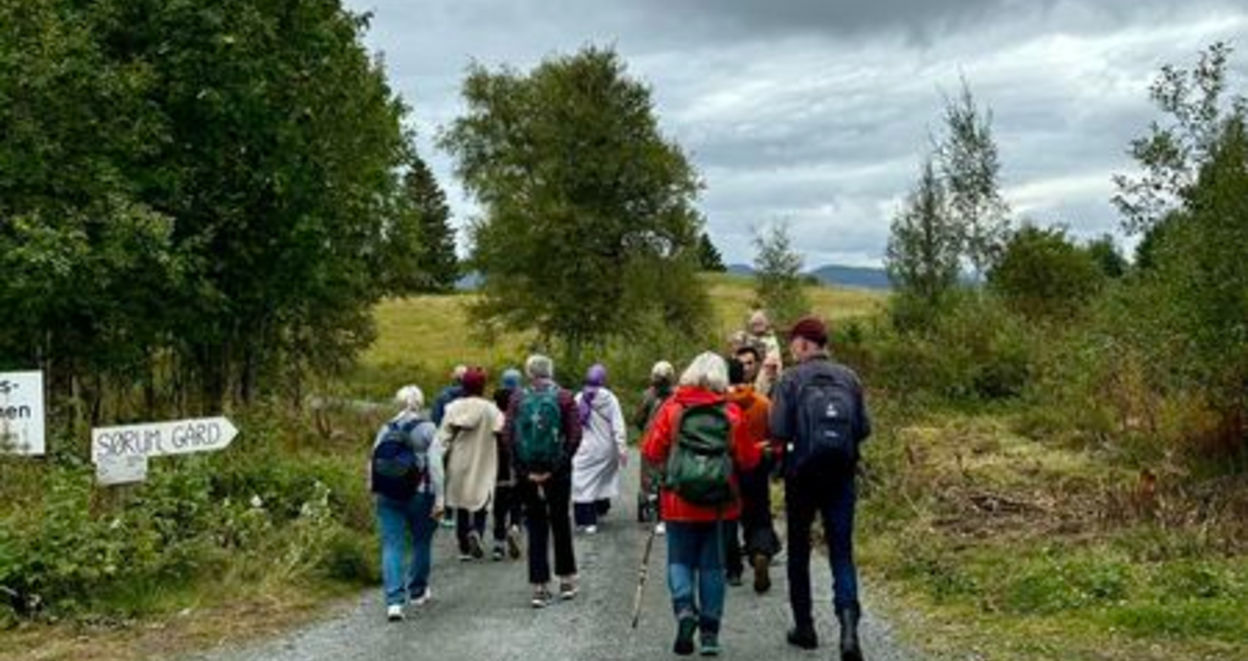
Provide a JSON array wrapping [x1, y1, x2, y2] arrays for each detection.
[[724, 263, 890, 290]]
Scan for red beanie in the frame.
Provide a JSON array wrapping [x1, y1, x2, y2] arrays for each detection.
[[788, 316, 828, 347], [461, 367, 488, 396]]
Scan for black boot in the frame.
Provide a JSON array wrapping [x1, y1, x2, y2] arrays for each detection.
[[837, 605, 863, 661], [786, 625, 818, 650]]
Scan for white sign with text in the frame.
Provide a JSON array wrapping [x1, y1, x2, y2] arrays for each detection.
[[92, 417, 238, 463], [0, 371, 45, 456]]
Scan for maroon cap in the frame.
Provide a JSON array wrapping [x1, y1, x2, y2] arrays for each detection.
[[462, 367, 488, 396], [787, 316, 828, 346]]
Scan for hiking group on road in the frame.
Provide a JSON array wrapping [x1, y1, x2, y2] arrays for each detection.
[[368, 312, 871, 660]]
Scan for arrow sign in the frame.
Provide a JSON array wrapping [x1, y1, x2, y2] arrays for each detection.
[[92, 417, 238, 464]]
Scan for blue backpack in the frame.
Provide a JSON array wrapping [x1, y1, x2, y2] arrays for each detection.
[[370, 418, 428, 500], [792, 371, 861, 471]]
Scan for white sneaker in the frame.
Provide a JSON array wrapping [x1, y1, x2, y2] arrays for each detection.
[[654, 522, 666, 536], [412, 588, 432, 607], [584, 525, 598, 535], [386, 604, 404, 621]]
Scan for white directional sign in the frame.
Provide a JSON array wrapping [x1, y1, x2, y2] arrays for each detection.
[[92, 416, 238, 464], [0, 371, 45, 456], [96, 453, 149, 486]]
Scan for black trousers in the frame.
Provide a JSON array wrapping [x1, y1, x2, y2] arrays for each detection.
[[520, 472, 577, 584], [456, 507, 488, 553], [493, 483, 523, 542], [739, 460, 782, 559], [786, 469, 860, 629]]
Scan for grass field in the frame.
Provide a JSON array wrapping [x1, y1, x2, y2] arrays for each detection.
[[350, 273, 886, 399]]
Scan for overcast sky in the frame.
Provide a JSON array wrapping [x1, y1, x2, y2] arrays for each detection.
[[344, 0, 1247, 268]]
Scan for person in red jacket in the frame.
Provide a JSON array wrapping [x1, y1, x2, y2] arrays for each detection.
[[642, 352, 761, 657]]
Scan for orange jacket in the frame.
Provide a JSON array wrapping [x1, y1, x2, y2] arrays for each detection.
[[641, 386, 761, 522], [726, 385, 772, 456]]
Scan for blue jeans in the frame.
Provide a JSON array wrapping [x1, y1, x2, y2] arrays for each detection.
[[785, 470, 859, 628], [665, 521, 727, 633], [376, 493, 437, 606]]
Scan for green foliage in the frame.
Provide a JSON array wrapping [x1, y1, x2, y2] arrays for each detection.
[[440, 45, 708, 359], [751, 220, 810, 327], [0, 0, 409, 426], [937, 78, 1011, 277], [697, 232, 727, 272], [398, 153, 459, 294], [885, 158, 961, 323], [0, 405, 378, 622], [1086, 234, 1128, 278], [1113, 42, 1246, 233], [988, 224, 1104, 320]]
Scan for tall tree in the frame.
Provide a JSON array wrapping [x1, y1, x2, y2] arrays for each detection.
[[0, 0, 409, 422], [885, 158, 962, 312], [752, 221, 810, 328], [938, 79, 1011, 279], [697, 232, 727, 272], [383, 153, 458, 295], [440, 46, 708, 358], [1113, 42, 1245, 234]]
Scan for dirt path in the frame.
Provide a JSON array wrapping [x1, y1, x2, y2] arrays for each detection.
[[183, 452, 919, 660]]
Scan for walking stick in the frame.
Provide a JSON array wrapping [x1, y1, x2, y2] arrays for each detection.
[[630, 522, 659, 629]]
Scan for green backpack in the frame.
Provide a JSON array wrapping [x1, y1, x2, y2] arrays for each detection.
[[515, 386, 563, 471], [665, 403, 735, 507]]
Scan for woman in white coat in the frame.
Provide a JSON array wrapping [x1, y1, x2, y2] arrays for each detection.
[[572, 364, 627, 533]]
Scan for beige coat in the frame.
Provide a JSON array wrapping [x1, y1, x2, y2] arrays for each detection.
[[437, 396, 503, 511]]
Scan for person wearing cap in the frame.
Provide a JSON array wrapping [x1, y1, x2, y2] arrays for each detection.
[[572, 364, 628, 533], [490, 368, 525, 560], [770, 316, 871, 661], [436, 367, 504, 561]]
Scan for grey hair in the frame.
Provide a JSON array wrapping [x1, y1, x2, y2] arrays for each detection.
[[395, 385, 425, 412], [678, 352, 729, 393], [525, 354, 554, 380]]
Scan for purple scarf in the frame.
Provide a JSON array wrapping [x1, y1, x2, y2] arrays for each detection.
[[578, 364, 608, 426]]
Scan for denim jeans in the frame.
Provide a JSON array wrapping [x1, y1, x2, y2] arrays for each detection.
[[665, 521, 727, 633], [785, 469, 859, 628], [376, 493, 437, 606]]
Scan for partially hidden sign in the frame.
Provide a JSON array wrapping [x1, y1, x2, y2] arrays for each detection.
[[0, 371, 45, 456], [92, 417, 238, 464], [96, 453, 149, 486]]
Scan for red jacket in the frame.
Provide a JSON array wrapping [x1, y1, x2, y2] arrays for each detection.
[[641, 386, 761, 522]]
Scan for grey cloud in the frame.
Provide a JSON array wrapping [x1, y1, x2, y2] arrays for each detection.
[[346, 0, 1248, 266]]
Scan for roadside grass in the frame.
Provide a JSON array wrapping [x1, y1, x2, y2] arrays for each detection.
[[857, 405, 1248, 660], [346, 273, 887, 401]]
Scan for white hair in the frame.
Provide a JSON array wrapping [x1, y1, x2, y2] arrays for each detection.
[[651, 360, 675, 381], [451, 365, 468, 382], [395, 385, 425, 412], [525, 354, 554, 380], [678, 352, 729, 393]]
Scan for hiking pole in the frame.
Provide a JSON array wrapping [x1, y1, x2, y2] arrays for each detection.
[[630, 522, 659, 629]]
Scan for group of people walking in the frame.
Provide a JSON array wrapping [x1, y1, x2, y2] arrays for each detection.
[[367, 311, 870, 660]]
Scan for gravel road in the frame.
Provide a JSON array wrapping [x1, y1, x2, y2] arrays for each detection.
[[184, 451, 919, 661]]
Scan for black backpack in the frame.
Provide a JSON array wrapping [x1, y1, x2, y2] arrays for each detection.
[[792, 371, 860, 471], [370, 418, 428, 500]]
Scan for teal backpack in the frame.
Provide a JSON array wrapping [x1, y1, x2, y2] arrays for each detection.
[[664, 403, 735, 507], [515, 386, 563, 471]]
